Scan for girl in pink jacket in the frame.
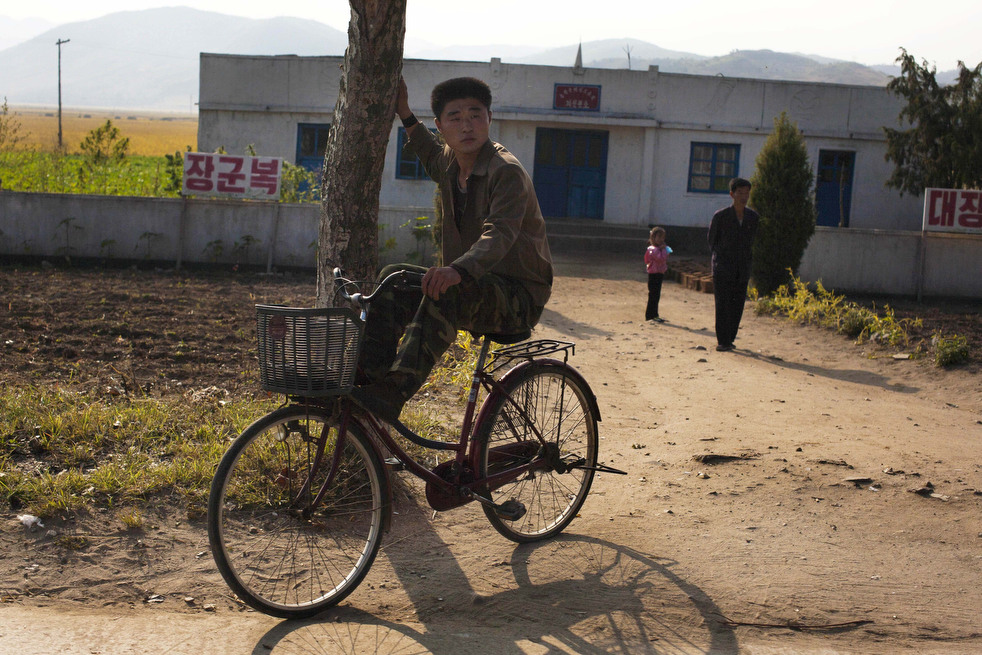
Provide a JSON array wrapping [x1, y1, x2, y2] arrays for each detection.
[[644, 226, 671, 322]]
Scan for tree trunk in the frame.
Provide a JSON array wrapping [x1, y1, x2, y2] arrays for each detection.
[[316, 0, 406, 307]]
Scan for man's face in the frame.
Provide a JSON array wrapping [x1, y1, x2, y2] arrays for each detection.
[[435, 97, 491, 157], [730, 186, 750, 208]]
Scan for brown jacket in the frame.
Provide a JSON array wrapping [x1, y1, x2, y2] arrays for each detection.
[[407, 128, 553, 307]]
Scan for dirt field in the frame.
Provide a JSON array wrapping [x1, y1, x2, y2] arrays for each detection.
[[0, 256, 980, 654], [8, 106, 198, 156]]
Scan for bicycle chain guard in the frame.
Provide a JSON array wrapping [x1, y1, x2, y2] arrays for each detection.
[[424, 461, 474, 511]]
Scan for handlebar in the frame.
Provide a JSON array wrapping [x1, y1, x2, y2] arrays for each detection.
[[333, 267, 424, 317]]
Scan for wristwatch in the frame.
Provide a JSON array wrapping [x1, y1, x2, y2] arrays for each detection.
[[401, 113, 419, 129]]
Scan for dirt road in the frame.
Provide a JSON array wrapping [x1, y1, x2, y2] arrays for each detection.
[[1, 254, 980, 654]]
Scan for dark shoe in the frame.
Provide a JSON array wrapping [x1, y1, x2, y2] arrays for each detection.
[[351, 381, 405, 423], [716, 343, 734, 352], [654, 317, 666, 323]]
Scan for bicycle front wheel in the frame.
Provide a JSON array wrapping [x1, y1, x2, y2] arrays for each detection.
[[207, 405, 387, 618], [475, 361, 599, 543]]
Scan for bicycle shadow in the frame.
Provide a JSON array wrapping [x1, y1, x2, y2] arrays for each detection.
[[250, 487, 740, 654]]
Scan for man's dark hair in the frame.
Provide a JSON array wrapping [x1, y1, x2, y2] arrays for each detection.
[[431, 77, 492, 119], [729, 177, 752, 192]]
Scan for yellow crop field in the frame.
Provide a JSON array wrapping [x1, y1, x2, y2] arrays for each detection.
[[9, 107, 197, 156]]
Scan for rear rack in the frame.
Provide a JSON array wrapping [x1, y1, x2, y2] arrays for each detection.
[[488, 338, 575, 374]]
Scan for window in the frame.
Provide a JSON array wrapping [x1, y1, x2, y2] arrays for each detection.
[[395, 127, 439, 180], [296, 123, 331, 172], [688, 142, 740, 193]]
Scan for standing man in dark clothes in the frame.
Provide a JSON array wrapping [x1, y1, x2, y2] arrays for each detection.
[[708, 177, 759, 352]]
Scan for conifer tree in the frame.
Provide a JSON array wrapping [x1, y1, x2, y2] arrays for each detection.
[[750, 112, 817, 296]]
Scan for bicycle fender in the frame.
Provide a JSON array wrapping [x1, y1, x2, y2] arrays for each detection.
[[483, 358, 603, 423]]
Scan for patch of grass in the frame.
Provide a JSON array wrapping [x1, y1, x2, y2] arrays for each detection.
[[118, 509, 144, 530], [753, 273, 971, 364], [0, 386, 277, 518], [932, 333, 969, 368], [0, 331, 486, 517], [0, 151, 182, 197]]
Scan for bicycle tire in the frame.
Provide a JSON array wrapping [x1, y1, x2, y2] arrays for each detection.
[[207, 405, 387, 618], [475, 361, 599, 543]]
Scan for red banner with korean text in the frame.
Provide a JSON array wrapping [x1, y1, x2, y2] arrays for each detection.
[[182, 153, 283, 199], [922, 188, 982, 234]]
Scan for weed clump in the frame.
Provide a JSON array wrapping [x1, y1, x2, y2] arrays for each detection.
[[754, 273, 969, 367], [932, 333, 969, 368]]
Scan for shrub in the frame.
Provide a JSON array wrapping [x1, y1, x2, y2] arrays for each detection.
[[750, 112, 817, 296], [933, 333, 969, 368], [838, 307, 875, 338]]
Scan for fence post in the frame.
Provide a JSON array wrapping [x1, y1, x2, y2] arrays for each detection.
[[176, 195, 189, 270], [266, 202, 281, 274], [916, 229, 926, 302]]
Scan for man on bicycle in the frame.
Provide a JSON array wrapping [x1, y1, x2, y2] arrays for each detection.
[[353, 76, 553, 423]]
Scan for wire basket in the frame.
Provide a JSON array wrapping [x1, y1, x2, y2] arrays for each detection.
[[256, 305, 364, 396]]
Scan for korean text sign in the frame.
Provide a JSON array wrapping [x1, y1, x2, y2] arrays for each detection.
[[182, 153, 283, 199], [553, 84, 601, 111], [922, 188, 982, 234]]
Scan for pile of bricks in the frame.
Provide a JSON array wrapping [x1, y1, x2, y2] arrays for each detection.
[[666, 258, 713, 294]]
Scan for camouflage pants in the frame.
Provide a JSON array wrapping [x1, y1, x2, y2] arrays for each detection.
[[359, 263, 542, 399]]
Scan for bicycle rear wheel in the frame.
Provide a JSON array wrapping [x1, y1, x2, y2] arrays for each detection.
[[207, 405, 387, 618], [475, 361, 599, 543]]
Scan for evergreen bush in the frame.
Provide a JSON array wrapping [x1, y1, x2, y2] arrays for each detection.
[[750, 112, 817, 296]]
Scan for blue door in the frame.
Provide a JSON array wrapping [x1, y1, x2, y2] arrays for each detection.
[[533, 128, 608, 219], [816, 150, 855, 227]]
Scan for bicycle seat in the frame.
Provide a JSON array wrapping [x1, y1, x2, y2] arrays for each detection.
[[479, 329, 531, 345]]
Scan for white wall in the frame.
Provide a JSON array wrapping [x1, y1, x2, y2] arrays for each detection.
[[799, 227, 982, 297], [0, 191, 432, 269], [196, 54, 923, 233], [3, 193, 979, 299]]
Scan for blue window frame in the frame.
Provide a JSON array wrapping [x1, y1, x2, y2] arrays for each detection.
[[395, 127, 439, 180], [688, 142, 740, 193], [296, 123, 331, 173]]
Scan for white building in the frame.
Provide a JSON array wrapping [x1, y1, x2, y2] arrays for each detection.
[[197, 53, 921, 245]]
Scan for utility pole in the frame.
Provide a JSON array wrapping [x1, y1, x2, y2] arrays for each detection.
[[56, 38, 70, 150]]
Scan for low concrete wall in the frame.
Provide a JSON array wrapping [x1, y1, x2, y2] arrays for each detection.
[[798, 227, 981, 298], [0, 191, 434, 270], [2, 192, 979, 299]]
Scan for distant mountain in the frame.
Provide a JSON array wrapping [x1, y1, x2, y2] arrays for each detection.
[[659, 50, 891, 85], [514, 38, 707, 68], [870, 63, 959, 86], [0, 15, 55, 51], [0, 7, 946, 112], [0, 8, 348, 111]]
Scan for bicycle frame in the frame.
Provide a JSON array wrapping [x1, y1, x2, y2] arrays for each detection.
[[294, 336, 588, 521]]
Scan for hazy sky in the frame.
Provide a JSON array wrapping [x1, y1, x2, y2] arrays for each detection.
[[8, 0, 982, 70]]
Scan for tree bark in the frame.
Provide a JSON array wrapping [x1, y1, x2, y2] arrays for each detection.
[[316, 0, 407, 307]]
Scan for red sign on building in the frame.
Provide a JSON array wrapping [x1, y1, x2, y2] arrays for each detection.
[[923, 188, 982, 234], [554, 84, 601, 111], [182, 153, 283, 199]]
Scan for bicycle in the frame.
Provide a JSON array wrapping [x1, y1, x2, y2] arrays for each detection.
[[207, 268, 624, 618]]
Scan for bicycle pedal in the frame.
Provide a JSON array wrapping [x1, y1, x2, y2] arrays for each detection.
[[494, 500, 527, 522], [384, 457, 405, 471]]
